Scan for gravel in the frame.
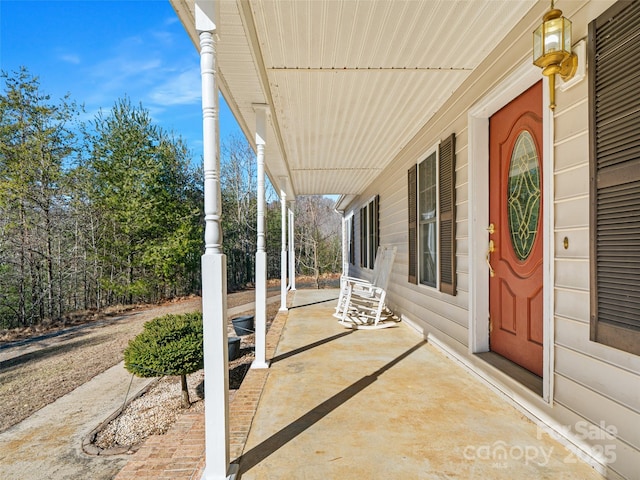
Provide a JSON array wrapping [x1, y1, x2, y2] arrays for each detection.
[[88, 302, 279, 453], [94, 371, 205, 449]]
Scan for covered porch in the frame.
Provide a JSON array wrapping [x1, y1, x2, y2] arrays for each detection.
[[116, 288, 603, 479], [164, 0, 639, 478]]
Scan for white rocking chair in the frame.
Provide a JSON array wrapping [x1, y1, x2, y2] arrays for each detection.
[[334, 245, 386, 319], [337, 246, 399, 330]]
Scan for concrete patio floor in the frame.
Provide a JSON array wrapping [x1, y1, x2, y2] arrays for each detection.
[[236, 288, 604, 479]]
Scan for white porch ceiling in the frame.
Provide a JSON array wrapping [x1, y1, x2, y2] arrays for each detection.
[[171, 0, 538, 199]]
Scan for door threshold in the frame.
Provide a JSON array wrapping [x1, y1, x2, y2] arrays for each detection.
[[475, 352, 542, 396]]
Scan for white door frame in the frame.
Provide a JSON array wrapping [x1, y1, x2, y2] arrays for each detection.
[[468, 60, 555, 403]]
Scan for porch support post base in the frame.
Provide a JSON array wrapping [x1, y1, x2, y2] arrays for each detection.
[[201, 462, 238, 480], [201, 253, 230, 479], [251, 359, 271, 369], [253, 250, 267, 368]]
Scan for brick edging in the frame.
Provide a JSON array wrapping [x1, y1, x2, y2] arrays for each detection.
[[229, 303, 289, 461]]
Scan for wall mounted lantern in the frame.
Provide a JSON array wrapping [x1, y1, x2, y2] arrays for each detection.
[[533, 1, 578, 110]]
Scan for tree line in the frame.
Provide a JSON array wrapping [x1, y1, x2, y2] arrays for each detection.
[[0, 68, 341, 330]]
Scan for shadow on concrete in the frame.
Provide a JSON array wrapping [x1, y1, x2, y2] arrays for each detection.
[[288, 297, 338, 310], [270, 330, 354, 365], [237, 341, 426, 474]]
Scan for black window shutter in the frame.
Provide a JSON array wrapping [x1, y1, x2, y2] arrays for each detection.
[[408, 165, 417, 284], [349, 216, 355, 265], [374, 195, 380, 260], [439, 134, 456, 295], [360, 207, 365, 268], [589, 0, 640, 356], [368, 199, 375, 267]]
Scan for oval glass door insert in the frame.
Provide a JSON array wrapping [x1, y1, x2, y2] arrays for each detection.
[[507, 130, 540, 261]]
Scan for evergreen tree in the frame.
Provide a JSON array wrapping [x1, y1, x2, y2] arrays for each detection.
[[80, 97, 202, 305], [0, 67, 80, 327], [124, 312, 203, 408]]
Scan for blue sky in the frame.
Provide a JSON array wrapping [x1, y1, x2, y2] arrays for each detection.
[[0, 0, 244, 162]]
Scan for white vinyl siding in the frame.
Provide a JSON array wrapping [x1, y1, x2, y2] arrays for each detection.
[[345, 2, 638, 478]]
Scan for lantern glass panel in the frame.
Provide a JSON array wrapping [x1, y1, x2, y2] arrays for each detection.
[[544, 17, 563, 53], [563, 18, 572, 53], [533, 24, 543, 60]]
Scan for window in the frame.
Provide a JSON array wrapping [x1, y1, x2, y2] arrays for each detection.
[[408, 134, 456, 294], [419, 151, 437, 286], [359, 196, 379, 269], [347, 215, 355, 265], [589, 0, 640, 356]]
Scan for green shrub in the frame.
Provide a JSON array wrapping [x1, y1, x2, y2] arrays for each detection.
[[124, 312, 203, 407]]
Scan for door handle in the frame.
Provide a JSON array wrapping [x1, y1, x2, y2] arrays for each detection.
[[486, 239, 495, 277]]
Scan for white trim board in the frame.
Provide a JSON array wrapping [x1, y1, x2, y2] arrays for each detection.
[[467, 60, 555, 404]]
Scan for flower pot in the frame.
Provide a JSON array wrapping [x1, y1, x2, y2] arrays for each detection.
[[231, 315, 254, 336], [228, 337, 241, 361]]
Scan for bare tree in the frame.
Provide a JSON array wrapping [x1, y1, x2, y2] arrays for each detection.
[[295, 196, 341, 288], [220, 134, 257, 290]]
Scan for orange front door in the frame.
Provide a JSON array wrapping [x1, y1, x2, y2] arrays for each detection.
[[489, 81, 543, 377]]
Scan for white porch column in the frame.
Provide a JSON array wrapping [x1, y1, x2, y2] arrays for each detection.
[[196, 2, 235, 479], [288, 204, 296, 290], [252, 105, 268, 369], [280, 189, 288, 311]]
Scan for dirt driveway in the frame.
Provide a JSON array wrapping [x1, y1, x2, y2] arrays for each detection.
[[0, 289, 280, 480], [0, 297, 204, 433]]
